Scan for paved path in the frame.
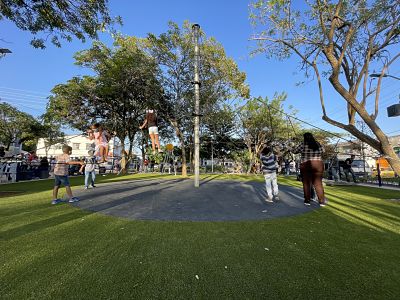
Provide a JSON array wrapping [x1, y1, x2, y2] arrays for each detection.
[[73, 178, 319, 221]]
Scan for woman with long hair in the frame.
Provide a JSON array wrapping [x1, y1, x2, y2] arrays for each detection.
[[139, 109, 162, 154], [293, 132, 326, 206]]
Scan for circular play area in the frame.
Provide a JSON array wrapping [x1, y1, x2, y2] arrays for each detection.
[[73, 178, 319, 221]]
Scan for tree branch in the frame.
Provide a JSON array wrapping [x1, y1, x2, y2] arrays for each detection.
[[322, 115, 381, 150]]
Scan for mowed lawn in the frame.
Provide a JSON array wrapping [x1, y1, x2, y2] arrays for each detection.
[[1, 174, 399, 299]]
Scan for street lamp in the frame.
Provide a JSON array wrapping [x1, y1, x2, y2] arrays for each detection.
[[370, 73, 400, 117]]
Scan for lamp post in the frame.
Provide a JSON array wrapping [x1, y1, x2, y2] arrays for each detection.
[[192, 24, 201, 187], [370, 73, 400, 117]]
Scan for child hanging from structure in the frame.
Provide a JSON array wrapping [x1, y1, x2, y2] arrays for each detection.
[[79, 149, 97, 189], [87, 123, 111, 163], [260, 144, 279, 203], [139, 109, 163, 154], [51, 145, 83, 205]]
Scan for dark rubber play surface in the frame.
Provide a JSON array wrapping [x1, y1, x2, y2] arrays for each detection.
[[73, 178, 319, 221]]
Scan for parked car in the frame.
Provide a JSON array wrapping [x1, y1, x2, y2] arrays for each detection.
[[351, 160, 373, 177], [372, 167, 396, 178], [337, 159, 372, 178]]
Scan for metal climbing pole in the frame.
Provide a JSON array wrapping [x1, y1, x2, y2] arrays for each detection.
[[193, 24, 201, 187]]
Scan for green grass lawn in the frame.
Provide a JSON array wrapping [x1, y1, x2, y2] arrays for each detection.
[[1, 174, 399, 299]]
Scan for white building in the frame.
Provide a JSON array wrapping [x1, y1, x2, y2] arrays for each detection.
[[36, 135, 122, 158], [336, 134, 400, 167]]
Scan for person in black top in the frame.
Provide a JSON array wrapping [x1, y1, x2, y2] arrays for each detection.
[[0, 146, 5, 158], [139, 109, 162, 154], [343, 154, 357, 183]]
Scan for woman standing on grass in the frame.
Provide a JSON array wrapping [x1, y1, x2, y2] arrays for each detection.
[[293, 132, 326, 206]]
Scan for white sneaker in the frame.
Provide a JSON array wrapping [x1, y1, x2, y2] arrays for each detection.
[[266, 197, 273, 203], [274, 196, 280, 201]]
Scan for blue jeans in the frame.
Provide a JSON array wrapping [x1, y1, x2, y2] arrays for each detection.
[[54, 175, 70, 187], [85, 171, 96, 187]]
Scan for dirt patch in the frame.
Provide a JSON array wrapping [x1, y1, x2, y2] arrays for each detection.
[[0, 191, 25, 198]]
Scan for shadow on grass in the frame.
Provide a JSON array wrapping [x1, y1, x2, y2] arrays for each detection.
[[331, 185, 399, 200], [199, 174, 224, 186], [328, 204, 398, 234], [331, 196, 400, 223], [1, 208, 92, 241], [0, 174, 180, 199], [0, 202, 55, 220]]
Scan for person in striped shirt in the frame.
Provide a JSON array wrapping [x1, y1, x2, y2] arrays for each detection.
[[293, 132, 326, 206], [260, 145, 279, 202]]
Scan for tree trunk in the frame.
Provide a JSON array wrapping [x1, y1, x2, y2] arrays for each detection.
[[326, 77, 400, 174], [246, 146, 253, 175], [169, 119, 187, 176]]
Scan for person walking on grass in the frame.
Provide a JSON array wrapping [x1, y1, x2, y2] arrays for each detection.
[[293, 132, 326, 207], [260, 145, 279, 203], [79, 150, 97, 189], [343, 154, 357, 183], [51, 145, 83, 205]]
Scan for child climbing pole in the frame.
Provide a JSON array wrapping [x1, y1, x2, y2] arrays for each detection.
[[87, 123, 111, 163], [139, 109, 163, 154]]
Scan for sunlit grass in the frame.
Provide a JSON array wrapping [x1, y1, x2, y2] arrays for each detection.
[[1, 174, 399, 299]]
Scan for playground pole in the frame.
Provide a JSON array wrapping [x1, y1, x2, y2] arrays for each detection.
[[193, 24, 201, 187]]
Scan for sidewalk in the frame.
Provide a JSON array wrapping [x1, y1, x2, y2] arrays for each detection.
[[324, 179, 400, 191], [356, 182, 400, 191]]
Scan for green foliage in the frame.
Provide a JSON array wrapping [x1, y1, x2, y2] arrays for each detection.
[[250, 0, 400, 173], [136, 21, 250, 173], [237, 93, 301, 172], [0, 102, 43, 150], [45, 37, 162, 154], [40, 122, 66, 155], [0, 0, 121, 49], [201, 105, 246, 160]]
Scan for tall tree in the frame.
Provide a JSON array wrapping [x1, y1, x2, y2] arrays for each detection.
[[0, 102, 43, 151], [200, 105, 246, 163], [45, 38, 162, 155], [250, 0, 400, 174], [139, 21, 250, 176], [40, 122, 66, 157], [237, 94, 300, 173], [0, 0, 120, 49]]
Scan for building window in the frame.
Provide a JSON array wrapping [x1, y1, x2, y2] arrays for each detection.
[[72, 143, 80, 150], [86, 143, 94, 150]]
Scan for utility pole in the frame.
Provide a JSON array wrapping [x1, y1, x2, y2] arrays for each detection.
[[192, 24, 201, 187], [211, 138, 214, 173], [361, 122, 366, 179]]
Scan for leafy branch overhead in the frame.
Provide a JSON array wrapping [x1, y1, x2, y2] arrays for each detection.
[[0, 0, 121, 48], [250, 0, 400, 174]]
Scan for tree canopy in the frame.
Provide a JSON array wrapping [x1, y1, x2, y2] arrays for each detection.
[[45, 38, 162, 155], [0, 102, 61, 152], [0, 0, 120, 48], [250, 0, 400, 173], [137, 21, 250, 175], [237, 93, 301, 173]]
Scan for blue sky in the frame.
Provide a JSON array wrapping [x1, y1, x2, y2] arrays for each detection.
[[0, 0, 399, 137]]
